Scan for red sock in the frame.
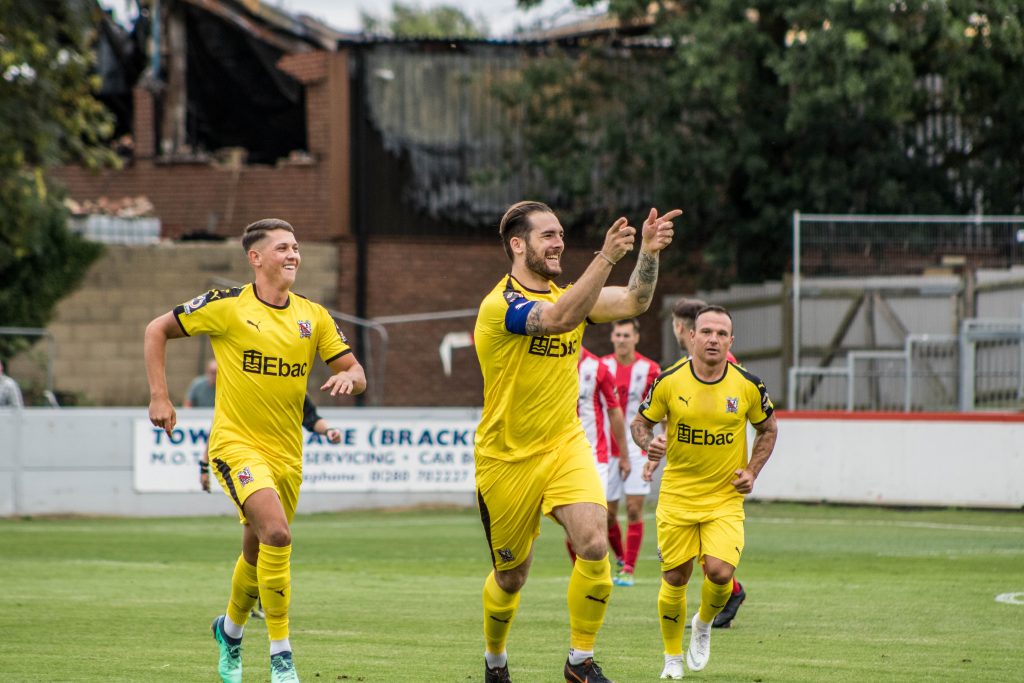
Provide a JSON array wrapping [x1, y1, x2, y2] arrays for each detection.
[[608, 519, 624, 561], [566, 538, 577, 564], [732, 579, 742, 595], [624, 520, 643, 572]]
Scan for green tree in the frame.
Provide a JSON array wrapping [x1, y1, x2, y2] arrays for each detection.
[[0, 0, 113, 358], [509, 1, 1024, 285], [362, 2, 488, 38]]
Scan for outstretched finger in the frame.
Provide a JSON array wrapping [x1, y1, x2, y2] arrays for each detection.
[[658, 209, 683, 223]]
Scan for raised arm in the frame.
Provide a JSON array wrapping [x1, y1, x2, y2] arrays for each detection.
[[525, 217, 637, 336], [589, 208, 680, 323], [144, 311, 187, 436]]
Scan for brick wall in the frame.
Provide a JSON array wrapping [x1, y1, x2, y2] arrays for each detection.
[[360, 236, 692, 406], [52, 161, 332, 240]]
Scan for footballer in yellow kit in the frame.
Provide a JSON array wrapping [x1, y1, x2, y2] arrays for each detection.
[[474, 275, 604, 571], [174, 283, 351, 522], [638, 357, 773, 569]]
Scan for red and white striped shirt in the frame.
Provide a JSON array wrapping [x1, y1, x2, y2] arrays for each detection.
[[602, 351, 660, 459], [578, 347, 621, 463]]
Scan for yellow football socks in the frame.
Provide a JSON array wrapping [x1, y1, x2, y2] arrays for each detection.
[[658, 578, 688, 655], [698, 574, 733, 625], [483, 571, 520, 655], [225, 554, 259, 628], [257, 543, 292, 641], [567, 555, 612, 652]]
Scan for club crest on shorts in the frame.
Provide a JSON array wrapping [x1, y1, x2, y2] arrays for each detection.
[[297, 320, 312, 338], [237, 467, 254, 487], [726, 396, 739, 413], [497, 548, 515, 563]]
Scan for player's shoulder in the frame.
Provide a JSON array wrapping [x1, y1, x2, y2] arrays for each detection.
[[178, 285, 246, 315], [655, 357, 690, 382], [729, 361, 767, 390]]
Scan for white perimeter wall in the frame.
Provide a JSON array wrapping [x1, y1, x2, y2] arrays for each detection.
[[0, 408, 1021, 517]]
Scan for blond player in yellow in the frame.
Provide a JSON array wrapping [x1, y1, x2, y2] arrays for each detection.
[[144, 218, 365, 683], [631, 304, 777, 680], [475, 200, 680, 683]]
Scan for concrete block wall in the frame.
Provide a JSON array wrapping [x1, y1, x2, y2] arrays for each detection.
[[8, 242, 338, 406]]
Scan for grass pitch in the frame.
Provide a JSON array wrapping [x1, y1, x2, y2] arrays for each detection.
[[2, 502, 1022, 682]]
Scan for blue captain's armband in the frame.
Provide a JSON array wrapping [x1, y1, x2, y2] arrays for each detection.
[[505, 298, 537, 335]]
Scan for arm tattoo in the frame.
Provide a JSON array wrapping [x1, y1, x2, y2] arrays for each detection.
[[630, 420, 652, 451], [524, 302, 547, 336], [626, 251, 659, 307]]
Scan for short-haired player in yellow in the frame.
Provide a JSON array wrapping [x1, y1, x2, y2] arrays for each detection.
[[631, 305, 777, 680], [145, 218, 366, 683], [475, 200, 680, 683]]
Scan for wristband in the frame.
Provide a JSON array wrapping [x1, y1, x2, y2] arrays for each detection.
[[199, 461, 210, 474], [594, 250, 617, 266]]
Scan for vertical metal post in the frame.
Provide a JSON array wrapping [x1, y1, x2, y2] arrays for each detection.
[[959, 319, 975, 411], [904, 336, 913, 412], [150, 0, 161, 78], [792, 211, 801, 370]]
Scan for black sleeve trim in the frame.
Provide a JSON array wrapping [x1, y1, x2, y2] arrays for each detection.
[[171, 309, 191, 337], [324, 348, 353, 365]]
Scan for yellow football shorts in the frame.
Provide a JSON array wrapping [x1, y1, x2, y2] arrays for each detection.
[[655, 503, 746, 571], [475, 429, 606, 571], [210, 448, 302, 524]]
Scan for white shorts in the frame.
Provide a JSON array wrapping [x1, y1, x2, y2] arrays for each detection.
[[606, 453, 650, 500], [595, 460, 610, 494]]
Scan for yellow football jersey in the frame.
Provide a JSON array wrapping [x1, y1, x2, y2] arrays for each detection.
[[639, 359, 773, 511], [173, 284, 350, 468], [474, 275, 586, 461]]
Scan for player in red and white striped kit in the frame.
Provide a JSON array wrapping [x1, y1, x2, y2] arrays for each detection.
[[602, 318, 660, 586], [568, 347, 631, 563]]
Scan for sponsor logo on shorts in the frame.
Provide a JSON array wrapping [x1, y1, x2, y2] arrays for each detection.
[[297, 320, 312, 338], [657, 546, 663, 562], [497, 548, 515, 563], [238, 467, 254, 487], [677, 422, 735, 446]]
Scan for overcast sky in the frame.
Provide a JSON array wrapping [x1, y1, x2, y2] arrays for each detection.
[[98, 0, 608, 38]]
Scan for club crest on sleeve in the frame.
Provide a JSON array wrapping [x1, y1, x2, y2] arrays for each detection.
[[182, 293, 207, 314], [503, 290, 525, 304], [297, 320, 312, 338], [237, 467, 254, 487], [726, 397, 739, 413]]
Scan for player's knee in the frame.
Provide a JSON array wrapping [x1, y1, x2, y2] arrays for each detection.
[[703, 563, 734, 585], [495, 567, 528, 593], [573, 533, 608, 561], [260, 525, 292, 547]]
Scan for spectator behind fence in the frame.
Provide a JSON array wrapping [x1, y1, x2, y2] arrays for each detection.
[[0, 359, 24, 408], [185, 359, 218, 408]]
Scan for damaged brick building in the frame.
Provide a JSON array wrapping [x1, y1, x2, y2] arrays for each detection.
[[48, 0, 688, 406]]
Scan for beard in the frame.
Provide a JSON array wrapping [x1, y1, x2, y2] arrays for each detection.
[[524, 243, 561, 280]]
